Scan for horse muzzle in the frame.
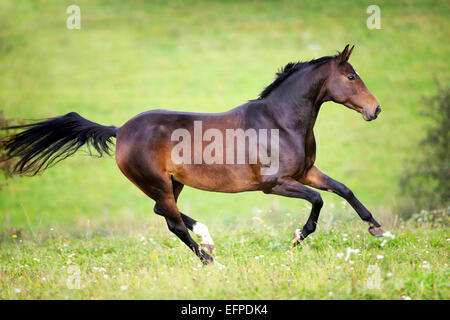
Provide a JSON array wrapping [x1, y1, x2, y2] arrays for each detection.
[[363, 105, 381, 121]]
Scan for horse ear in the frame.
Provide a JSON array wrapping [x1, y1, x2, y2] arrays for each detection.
[[336, 44, 354, 63], [346, 45, 355, 61]]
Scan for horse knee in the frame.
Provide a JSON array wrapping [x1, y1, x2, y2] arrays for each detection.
[[153, 205, 164, 216], [311, 192, 323, 208], [342, 186, 354, 199]]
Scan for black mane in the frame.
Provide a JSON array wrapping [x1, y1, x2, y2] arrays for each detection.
[[258, 55, 336, 99]]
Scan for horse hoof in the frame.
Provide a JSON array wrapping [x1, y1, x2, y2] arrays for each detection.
[[202, 259, 214, 265], [201, 255, 214, 265], [369, 226, 384, 237], [201, 243, 215, 255], [291, 229, 303, 247]]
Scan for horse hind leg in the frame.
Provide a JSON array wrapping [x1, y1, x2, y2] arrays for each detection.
[[154, 178, 216, 254], [117, 161, 213, 263], [151, 190, 213, 264]]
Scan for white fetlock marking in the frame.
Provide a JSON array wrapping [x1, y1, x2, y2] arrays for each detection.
[[193, 222, 214, 247], [294, 229, 302, 240]]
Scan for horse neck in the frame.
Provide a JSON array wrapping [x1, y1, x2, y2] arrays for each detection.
[[264, 64, 330, 135]]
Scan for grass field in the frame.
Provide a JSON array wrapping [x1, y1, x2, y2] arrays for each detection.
[[1, 217, 448, 299], [0, 0, 449, 299]]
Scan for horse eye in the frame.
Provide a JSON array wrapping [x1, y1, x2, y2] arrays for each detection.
[[348, 75, 355, 80]]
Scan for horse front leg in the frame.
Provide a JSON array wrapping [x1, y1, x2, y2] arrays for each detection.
[[301, 166, 384, 237], [267, 176, 324, 246]]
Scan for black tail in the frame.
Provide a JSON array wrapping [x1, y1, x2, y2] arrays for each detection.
[[0, 112, 118, 175]]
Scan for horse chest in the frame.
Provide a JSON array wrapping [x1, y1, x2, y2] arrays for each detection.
[[283, 131, 316, 179]]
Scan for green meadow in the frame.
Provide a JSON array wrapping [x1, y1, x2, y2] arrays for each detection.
[[0, 0, 448, 299]]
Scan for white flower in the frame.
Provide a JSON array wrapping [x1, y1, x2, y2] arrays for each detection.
[[345, 247, 360, 261], [376, 255, 384, 260], [103, 274, 109, 279], [337, 252, 344, 259], [15, 288, 21, 293], [120, 285, 127, 291], [383, 231, 395, 239], [402, 295, 411, 300], [387, 272, 393, 277]]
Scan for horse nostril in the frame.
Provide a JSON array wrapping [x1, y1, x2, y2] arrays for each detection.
[[375, 105, 381, 117]]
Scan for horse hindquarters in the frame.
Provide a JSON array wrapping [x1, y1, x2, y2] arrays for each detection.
[[115, 125, 214, 264]]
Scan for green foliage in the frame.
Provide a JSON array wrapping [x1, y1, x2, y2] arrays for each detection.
[[400, 85, 450, 217]]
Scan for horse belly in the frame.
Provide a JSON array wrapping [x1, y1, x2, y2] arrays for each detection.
[[170, 164, 261, 193]]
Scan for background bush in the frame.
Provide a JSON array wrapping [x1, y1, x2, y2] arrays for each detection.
[[399, 84, 449, 219]]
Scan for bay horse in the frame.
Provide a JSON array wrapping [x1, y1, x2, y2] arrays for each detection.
[[1, 45, 384, 264]]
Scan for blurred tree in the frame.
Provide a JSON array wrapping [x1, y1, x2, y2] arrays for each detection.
[[399, 84, 449, 218]]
